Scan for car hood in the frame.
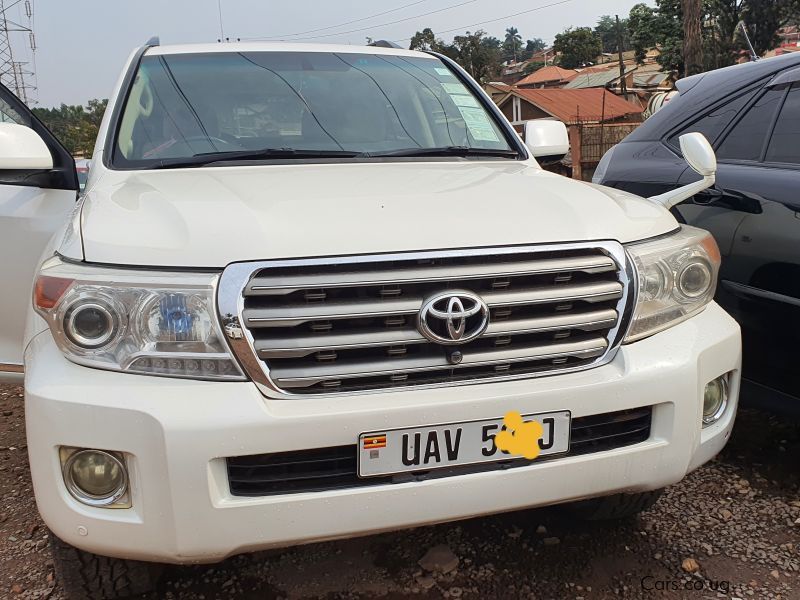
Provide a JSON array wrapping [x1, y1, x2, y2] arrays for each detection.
[[78, 161, 676, 268]]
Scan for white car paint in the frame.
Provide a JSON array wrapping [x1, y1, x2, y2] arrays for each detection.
[[0, 185, 75, 373], [0, 41, 740, 569], [79, 161, 677, 268]]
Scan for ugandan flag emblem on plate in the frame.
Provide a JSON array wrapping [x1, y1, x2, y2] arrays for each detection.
[[362, 434, 387, 450]]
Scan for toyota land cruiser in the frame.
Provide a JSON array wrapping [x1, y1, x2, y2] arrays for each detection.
[[0, 40, 740, 599]]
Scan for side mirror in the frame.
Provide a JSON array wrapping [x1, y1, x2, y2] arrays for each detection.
[[680, 131, 716, 177], [0, 122, 53, 170], [648, 132, 717, 210], [524, 120, 569, 161]]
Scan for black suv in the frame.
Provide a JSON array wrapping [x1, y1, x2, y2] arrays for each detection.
[[595, 53, 800, 414]]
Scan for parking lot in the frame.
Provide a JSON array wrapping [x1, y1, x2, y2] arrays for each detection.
[[1, 382, 798, 599]]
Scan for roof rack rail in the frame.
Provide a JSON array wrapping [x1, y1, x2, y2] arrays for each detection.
[[368, 40, 402, 49], [145, 36, 160, 47]]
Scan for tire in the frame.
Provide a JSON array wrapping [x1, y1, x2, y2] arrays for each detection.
[[565, 489, 663, 521], [49, 532, 163, 599]]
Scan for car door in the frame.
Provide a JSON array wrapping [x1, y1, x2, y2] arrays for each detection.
[[673, 77, 800, 410], [0, 84, 78, 381]]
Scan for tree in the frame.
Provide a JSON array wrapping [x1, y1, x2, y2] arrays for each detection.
[[409, 28, 447, 52], [625, 0, 797, 74], [525, 38, 547, 57], [683, 0, 704, 75], [32, 99, 108, 157], [553, 27, 603, 68], [595, 15, 630, 54], [628, 3, 661, 64], [452, 30, 502, 82], [523, 61, 545, 75], [502, 26, 523, 62]]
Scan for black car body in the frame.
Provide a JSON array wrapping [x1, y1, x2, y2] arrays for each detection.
[[595, 53, 800, 414]]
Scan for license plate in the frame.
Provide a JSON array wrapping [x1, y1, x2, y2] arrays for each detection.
[[358, 410, 570, 477]]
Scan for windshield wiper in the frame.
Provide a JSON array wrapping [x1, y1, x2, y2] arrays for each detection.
[[362, 146, 519, 158], [150, 148, 361, 169]]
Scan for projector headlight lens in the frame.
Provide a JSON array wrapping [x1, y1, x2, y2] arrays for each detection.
[[34, 257, 244, 381], [625, 226, 720, 342]]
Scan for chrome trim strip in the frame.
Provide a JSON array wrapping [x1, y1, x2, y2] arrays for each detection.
[[243, 282, 622, 327], [217, 242, 633, 399], [0, 363, 24, 374], [254, 309, 618, 359], [246, 255, 616, 294], [272, 339, 608, 389]]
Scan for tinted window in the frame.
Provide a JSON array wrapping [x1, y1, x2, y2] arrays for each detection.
[[668, 88, 756, 148], [717, 88, 784, 161], [765, 84, 800, 164], [114, 52, 512, 167]]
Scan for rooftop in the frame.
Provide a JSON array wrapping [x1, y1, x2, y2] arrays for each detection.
[[515, 65, 578, 87], [501, 87, 642, 123], [144, 41, 426, 57]]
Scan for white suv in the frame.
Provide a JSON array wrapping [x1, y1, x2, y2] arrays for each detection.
[[0, 40, 740, 599]]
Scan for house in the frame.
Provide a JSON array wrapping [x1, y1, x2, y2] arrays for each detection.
[[515, 65, 578, 89], [496, 87, 643, 132], [483, 82, 514, 104]]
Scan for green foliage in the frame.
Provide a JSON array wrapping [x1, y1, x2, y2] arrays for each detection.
[[409, 28, 501, 82], [628, 0, 799, 74], [523, 61, 545, 75], [502, 27, 523, 62], [553, 27, 603, 69], [409, 28, 450, 53], [628, 3, 661, 64], [525, 38, 547, 57], [452, 30, 502, 82], [594, 15, 631, 54], [32, 99, 108, 157]]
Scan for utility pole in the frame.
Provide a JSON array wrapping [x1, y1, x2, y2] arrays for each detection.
[[682, 0, 703, 76], [615, 15, 627, 100], [0, 0, 36, 104]]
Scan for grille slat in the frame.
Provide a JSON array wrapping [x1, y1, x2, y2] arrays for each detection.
[[245, 255, 617, 295], [254, 308, 618, 359], [227, 407, 652, 497], [230, 245, 629, 395], [242, 281, 623, 328], [270, 338, 608, 389]]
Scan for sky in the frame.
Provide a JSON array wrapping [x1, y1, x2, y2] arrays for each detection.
[[14, 0, 653, 107]]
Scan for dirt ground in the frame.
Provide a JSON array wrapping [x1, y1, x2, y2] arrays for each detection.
[[1, 382, 798, 600]]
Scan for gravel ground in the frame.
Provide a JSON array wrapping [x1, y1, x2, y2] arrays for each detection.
[[1, 382, 798, 600]]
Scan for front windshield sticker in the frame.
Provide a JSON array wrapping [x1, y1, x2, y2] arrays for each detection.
[[434, 67, 455, 78], [451, 95, 480, 108], [459, 106, 500, 142], [441, 82, 469, 95]]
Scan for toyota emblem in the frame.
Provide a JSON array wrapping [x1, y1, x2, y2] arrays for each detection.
[[417, 291, 490, 345]]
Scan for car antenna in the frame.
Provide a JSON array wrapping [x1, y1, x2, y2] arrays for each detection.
[[736, 21, 758, 62]]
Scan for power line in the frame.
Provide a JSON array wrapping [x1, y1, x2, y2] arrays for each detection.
[[253, 0, 429, 40], [243, 0, 480, 42], [392, 0, 574, 43]]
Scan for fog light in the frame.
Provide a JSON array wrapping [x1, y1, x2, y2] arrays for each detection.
[[63, 449, 128, 506], [703, 375, 729, 426]]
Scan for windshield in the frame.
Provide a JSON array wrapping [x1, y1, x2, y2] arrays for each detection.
[[112, 51, 515, 167]]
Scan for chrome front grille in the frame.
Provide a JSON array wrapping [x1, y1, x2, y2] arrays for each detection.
[[218, 244, 631, 397]]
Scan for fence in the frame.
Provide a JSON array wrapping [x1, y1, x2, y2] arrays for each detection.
[[568, 121, 640, 180]]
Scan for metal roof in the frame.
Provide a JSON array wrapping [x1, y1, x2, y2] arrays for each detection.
[[500, 88, 642, 122], [515, 66, 578, 86]]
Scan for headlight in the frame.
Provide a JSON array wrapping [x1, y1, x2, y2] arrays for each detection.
[[625, 226, 720, 342], [33, 257, 245, 380]]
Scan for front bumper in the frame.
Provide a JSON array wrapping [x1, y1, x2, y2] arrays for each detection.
[[25, 302, 740, 564]]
